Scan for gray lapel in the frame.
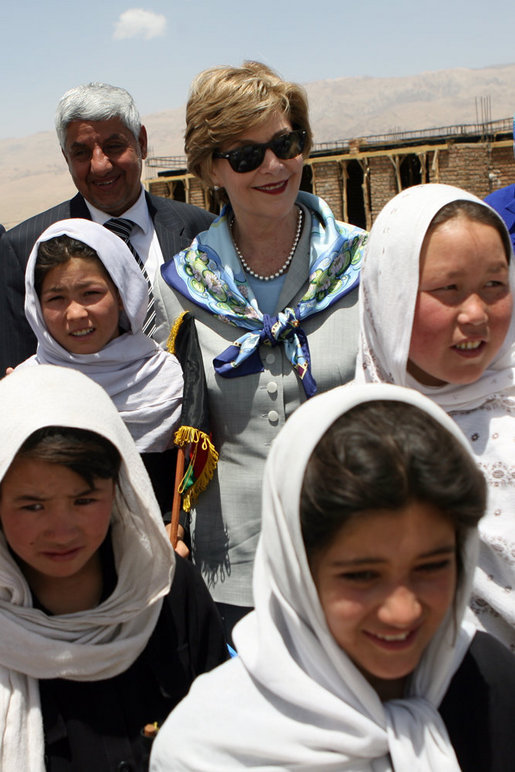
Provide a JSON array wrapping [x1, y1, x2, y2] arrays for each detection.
[[274, 206, 311, 311]]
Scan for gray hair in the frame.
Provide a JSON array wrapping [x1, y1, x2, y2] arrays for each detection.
[[55, 82, 142, 149]]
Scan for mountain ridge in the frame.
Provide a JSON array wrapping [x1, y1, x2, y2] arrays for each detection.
[[2, 63, 514, 229]]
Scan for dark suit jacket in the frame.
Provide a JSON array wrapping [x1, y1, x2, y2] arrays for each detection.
[[0, 191, 214, 372]]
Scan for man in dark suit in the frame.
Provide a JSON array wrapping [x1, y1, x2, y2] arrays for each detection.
[[0, 82, 214, 373]]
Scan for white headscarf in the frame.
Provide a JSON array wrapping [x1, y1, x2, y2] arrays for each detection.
[[21, 218, 183, 452], [355, 183, 515, 408], [0, 365, 174, 772], [151, 382, 479, 772], [355, 183, 515, 650]]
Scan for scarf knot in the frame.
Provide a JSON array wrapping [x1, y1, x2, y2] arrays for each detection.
[[162, 192, 366, 398], [260, 309, 300, 347]]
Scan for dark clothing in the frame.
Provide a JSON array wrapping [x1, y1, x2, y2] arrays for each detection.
[[484, 183, 515, 252], [0, 192, 214, 373], [141, 448, 177, 519], [215, 602, 252, 648], [40, 555, 228, 772], [441, 631, 515, 772]]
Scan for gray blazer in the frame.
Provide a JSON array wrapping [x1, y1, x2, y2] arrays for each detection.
[[0, 192, 214, 372], [154, 218, 361, 607]]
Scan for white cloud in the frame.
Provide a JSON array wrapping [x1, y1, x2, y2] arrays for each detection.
[[113, 9, 167, 41]]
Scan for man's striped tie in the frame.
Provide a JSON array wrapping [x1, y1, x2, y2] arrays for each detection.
[[104, 217, 157, 336]]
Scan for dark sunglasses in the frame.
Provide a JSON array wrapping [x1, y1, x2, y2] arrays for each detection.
[[213, 129, 307, 173]]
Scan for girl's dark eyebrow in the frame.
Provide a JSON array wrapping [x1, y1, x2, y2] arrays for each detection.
[[329, 545, 456, 568], [41, 281, 104, 297], [13, 494, 48, 502], [13, 485, 96, 503]]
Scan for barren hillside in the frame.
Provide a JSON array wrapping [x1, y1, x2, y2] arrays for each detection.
[[2, 63, 514, 229]]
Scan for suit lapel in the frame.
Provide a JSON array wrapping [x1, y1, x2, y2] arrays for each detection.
[[275, 245, 310, 311], [69, 194, 93, 219], [146, 192, 189, 263], [274, 207, 312, 311]]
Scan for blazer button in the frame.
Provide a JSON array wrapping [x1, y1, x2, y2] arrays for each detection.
[[117, 762, 133, 771], [267, 381, 278, 395], [265, 353, 275, 365], [267, 410, 279, 424]]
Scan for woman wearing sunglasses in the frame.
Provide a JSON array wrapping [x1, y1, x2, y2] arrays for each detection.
[[154, 61, 368, 642]]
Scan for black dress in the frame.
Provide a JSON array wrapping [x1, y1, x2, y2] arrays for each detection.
[[441, 631, 515, 772], [40, 553, 228, 771]]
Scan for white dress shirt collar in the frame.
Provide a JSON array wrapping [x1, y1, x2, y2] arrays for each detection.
[[84, 185, 151, 235]]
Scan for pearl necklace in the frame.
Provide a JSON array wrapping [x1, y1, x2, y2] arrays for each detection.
[[230, 207, 303, 281]]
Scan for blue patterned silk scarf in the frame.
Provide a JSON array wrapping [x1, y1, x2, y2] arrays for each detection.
[[161, 192, 367, 397]]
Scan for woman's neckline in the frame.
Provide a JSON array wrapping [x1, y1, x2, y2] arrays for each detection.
[[230, 206, 304, 281]]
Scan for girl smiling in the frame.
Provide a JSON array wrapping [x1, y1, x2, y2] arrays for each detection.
[[151, 383, 515, 771], [356, 183, 515, 651], [16, 218, 184, 516]]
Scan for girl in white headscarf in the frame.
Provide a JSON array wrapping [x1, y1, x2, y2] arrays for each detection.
[[18, 218, 184, 515], [20, 218, 183, 455], [151, 382, 515, 772], [355, 183, 515, 652], [0, 365, 227, 772]]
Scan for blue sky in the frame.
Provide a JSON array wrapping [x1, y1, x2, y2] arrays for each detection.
[[2, 0, 514, 139]]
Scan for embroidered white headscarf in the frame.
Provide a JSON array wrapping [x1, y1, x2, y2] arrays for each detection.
[[355, 183, 515, 650], [0, 365, 174, 772], [21, 218, 183, 452], [151, 382, 479, 772]]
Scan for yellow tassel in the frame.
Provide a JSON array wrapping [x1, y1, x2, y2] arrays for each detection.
[[174, 426, 219, 512], [167, 311, 188, 355], [167, 313, 219, 510]]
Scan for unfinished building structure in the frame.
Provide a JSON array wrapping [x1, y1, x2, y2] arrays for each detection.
[[145, 117, 514, 230]]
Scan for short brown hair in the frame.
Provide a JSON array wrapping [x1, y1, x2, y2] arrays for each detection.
[[185, 60, 312, 189]]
